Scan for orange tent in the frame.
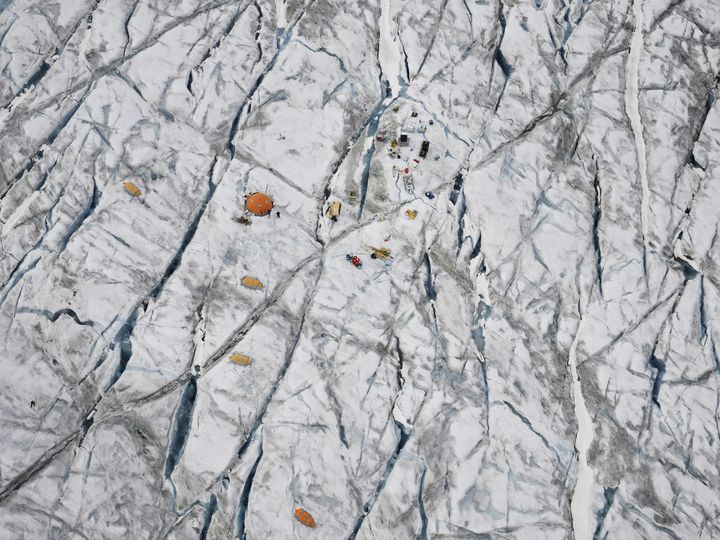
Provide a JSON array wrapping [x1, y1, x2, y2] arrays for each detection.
[[245, 192, 274, 216], [241, 276, 264, 290], [294, 508, 316, 528]]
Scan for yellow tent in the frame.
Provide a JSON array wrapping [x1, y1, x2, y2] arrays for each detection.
[[229, 353, 251, 366], [241, 276, 264, 290], [123, 181, 142, 197]]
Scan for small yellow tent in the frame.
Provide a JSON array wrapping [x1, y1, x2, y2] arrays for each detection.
[[229, 353, 251, 366], [123, 181, 142, 197], [241, 276, 264, 290]]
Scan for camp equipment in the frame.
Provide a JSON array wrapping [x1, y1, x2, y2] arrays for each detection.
[[346, 254, 362, 268], [326, 201, 341, 220], [362, 244, 392, 261]]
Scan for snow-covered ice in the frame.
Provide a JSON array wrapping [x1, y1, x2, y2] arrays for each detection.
[[1, 0, 720, 538]]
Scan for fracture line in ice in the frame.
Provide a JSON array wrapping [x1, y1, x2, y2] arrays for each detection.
[[625, 0, 650, 270], [378, 0, 401, 96], [569, 319, 594, 540]]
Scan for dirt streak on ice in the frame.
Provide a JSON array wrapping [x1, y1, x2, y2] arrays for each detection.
[[625, 0, 649, 268], [569, 319, 594, 540], [378, 0, 401, 96]]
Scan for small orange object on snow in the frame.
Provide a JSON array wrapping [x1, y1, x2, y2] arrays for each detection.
[[294, 507, 316, 528], [241, 276, 264, 290], [229, 353, 251, 366], [123, 181, 142, 197]]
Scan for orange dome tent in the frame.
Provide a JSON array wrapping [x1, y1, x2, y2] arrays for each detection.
[[245, 192, 274, 216]]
